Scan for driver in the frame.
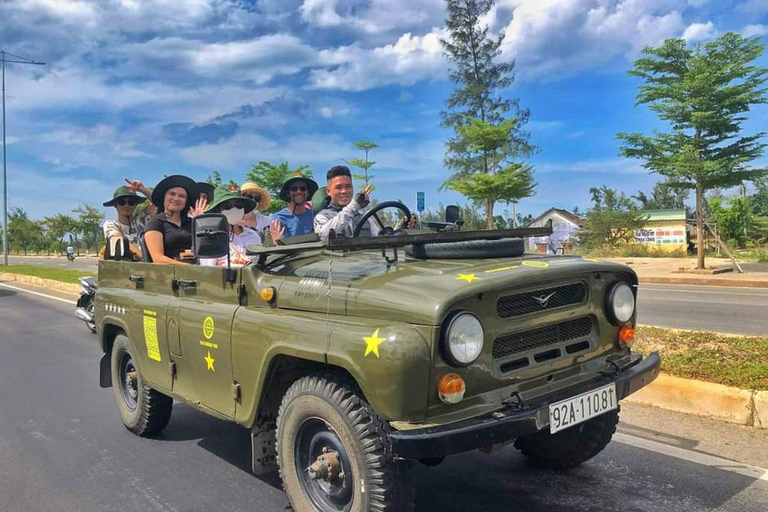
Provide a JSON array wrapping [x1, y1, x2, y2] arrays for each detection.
[[314, 166, 379, 240]]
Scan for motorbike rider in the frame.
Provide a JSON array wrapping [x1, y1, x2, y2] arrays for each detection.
[[66, 244, 74, 261]]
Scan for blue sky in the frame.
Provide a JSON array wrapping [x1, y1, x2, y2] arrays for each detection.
[[1, 0, 767, 221]]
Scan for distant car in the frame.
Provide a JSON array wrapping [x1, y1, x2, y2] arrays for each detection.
[[93, 201, 660, 512]]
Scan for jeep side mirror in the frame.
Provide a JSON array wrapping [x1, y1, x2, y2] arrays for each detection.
[[445, 205, 463, 226], [192, 213, 230, 262]]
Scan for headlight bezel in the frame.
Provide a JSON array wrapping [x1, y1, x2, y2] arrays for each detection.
[[441, 311, 485, 367], [605, 281, 636, 325]]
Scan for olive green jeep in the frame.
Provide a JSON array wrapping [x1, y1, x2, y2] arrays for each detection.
[[94, 206, 660, 512]]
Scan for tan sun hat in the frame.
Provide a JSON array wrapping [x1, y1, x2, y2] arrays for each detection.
[[240, 182, 271, 211]]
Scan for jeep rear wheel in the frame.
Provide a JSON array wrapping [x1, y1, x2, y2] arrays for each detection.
[[276, 374, 414, 512], [110, 334, 172, 436], [514, 408, 619, 469]]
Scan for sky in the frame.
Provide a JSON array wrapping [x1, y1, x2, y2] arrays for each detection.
[[1, 0, 767, 222]]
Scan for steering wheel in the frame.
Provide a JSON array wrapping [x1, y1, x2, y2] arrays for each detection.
[[353, 201, 412, 238]]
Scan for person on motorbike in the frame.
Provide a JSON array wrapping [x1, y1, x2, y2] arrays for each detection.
[[66, 244, 74, 261]]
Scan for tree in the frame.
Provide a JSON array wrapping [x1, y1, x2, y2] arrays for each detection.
[[617, 32, 768, 268], [443, 118, 535, 227], [73, 205, 104, 254], [7, 208, 41, 255], [707, 195, 753, 248], [576, 187, 649, 251], [440, 0, 536, 228], [632, 181, 689, 210], [516, 212, 534, 227], [43, 213, 77, 254], [344, 141, 378, 187], [245, 161, 313, 215]]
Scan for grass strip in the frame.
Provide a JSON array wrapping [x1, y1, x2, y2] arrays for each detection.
[[0, 264, 95, 285], [635, 326, 768, 391]]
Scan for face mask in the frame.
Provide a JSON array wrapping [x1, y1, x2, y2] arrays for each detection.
[[222, 207, 244, 225]]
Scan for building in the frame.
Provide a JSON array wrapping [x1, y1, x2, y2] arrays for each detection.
[[634, 209, 687, 251], [527, 208, 583, 254]]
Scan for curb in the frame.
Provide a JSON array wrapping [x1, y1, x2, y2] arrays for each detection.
[[0, 272, 81, 295], [625, 373, 766, 429], [639, 276, 768, 287]]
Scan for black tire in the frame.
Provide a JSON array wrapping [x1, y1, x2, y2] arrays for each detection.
[[513, 408, 619, 469], [405, 237, 525, 259], [110, 334, 172, 437], [276, 374, 414, 512]]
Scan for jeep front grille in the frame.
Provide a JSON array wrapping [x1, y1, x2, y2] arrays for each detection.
[[492, 317, 593, 360], [496, 282, 587, 318]]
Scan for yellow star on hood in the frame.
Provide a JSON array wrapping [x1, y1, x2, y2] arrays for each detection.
[[363, 328, 387, 358], [204, 351, 215, 372], [456, 273, 481, 283]]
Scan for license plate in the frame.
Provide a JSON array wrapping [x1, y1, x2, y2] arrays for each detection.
[[548, 383, 617, 434]]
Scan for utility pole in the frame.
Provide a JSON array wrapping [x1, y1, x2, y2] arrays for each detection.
[[2, 51, 45, 265]]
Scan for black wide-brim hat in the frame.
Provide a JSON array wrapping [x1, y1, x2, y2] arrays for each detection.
[[151, 175, 199, 211], [279, 175, 319, 202], [103, 186, 147, 207], [196, 182, 215, 201]]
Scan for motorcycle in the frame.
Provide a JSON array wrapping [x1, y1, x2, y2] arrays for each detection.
[[75, 276, 97, 334], [67, 253, 75, 262]]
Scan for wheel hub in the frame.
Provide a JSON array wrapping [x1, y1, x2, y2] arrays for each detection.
[[125, 370, 138, 400], [307, 447, 343, 483]]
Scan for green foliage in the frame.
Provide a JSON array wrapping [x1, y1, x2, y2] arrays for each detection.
[[707, 196, 753, 248], [440, 0, 535, 228], [7, 208, 43, 255], [207, 170, 223, 187], [2, 264, 95, 284], [443, 117, 536, 228], [633, 181, 689, 211], [245, 161, 313, 215], [575, 186, 649, 250], [343, 140, 378, 187], [516, 212, 534, 227], [43, 213, 78, 254], [73, 205, 105, 254], [420, 202, 488, 230], [617, 32, 768, 268]]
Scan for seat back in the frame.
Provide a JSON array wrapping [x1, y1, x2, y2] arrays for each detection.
[[139, 231, 153, 263]]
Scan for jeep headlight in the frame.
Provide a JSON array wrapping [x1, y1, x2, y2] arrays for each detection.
[[606, 282, 635, 324], [443, 313, 484, 366]]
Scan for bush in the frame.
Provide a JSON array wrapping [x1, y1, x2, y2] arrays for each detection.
[[582, 244, 687, 258]]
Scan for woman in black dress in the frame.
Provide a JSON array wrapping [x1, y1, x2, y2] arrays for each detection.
[[143, 175, 207, 264]]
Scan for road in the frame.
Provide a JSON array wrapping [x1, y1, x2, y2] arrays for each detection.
[[1, 282, 767, 512], [637, 284, 768, 335]]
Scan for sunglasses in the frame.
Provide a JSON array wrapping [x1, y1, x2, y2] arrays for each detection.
[[117, 198, 140, 206], [289, 186, 308, 192], [221, 201, 246, 211]]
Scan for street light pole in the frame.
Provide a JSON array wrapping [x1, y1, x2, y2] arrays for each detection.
[[1, 51, 45, 266]]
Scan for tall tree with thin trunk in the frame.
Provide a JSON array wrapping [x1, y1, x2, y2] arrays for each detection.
[[617, 33, 768, 269], [440, 0, 535, 228]]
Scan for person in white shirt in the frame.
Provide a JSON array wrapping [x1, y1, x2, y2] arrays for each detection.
[[199, 187, 282, 267]]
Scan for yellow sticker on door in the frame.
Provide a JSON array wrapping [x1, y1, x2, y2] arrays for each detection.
[[143, 310, 162, 362], [203, 316, 215, 340]]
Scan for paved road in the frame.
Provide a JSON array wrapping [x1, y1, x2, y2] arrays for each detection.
[[1, 284, 766, 512], [6, 255, 98, 271], [637, 284, 768, 335]]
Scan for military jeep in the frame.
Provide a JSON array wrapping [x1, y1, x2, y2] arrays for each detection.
[[94, 207, 660, 512]]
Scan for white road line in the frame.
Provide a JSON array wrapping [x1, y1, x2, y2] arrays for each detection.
[[640, 289, 768, 298], [0, 282, 76, 305], [614, 432, 768, 482]]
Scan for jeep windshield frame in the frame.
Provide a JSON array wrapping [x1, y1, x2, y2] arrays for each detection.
[[246, 226, 553, 259]]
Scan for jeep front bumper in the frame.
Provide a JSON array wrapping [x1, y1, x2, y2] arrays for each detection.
[[390, 351, 661, 459]]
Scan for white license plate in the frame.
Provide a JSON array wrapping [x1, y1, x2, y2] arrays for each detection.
[[548, 383, 617, 434]]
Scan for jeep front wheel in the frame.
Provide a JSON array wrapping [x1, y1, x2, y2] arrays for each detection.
[[514, 408, 619, 469], [110, 334, 172, 436], [276, 374, 414, 512]]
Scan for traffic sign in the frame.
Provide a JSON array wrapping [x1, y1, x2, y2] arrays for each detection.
[[416, 192, 425, 212]]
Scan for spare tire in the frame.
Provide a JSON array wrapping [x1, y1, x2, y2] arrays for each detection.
[[405, 238, 525, 259]]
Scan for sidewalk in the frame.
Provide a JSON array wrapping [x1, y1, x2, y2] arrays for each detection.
[[602, 257, 768, 287]]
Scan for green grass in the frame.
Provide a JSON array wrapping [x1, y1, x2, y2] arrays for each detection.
[[634, 326, 768, 390], [0, 264, 95, 285]]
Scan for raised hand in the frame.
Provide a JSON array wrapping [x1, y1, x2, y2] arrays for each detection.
[[270, 220, 285, 242], [188, 196, 208, 217]]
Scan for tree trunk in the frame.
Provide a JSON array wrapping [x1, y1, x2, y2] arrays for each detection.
[[486, 198, 495, 229], [696, 183, 705, 269]]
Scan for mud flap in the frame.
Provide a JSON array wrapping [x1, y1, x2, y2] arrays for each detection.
[[251, 417, 277, 476], [99, 353, 112, 388]]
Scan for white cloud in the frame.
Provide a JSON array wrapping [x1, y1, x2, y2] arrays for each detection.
[[309, 29, 446, 91], [682, 21, 716, 42], [741, 24, 768, 38], [739, 0, 768, 17], [300, 0, 444, 35], [535, 158, 646, 174]]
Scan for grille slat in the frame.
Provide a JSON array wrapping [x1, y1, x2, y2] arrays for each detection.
[[492, 317, 593, 360], [496, 282, 587, 318]]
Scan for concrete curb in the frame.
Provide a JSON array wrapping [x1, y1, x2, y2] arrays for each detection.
[[639, 276, 768, 287], [625, 373, 766, 429], [0, 272, 81, 295]]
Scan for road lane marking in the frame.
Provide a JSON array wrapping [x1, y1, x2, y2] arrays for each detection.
[[640, 287, 768, 298], [0, 282, 76, 305], [614, 432, 768, 482]]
